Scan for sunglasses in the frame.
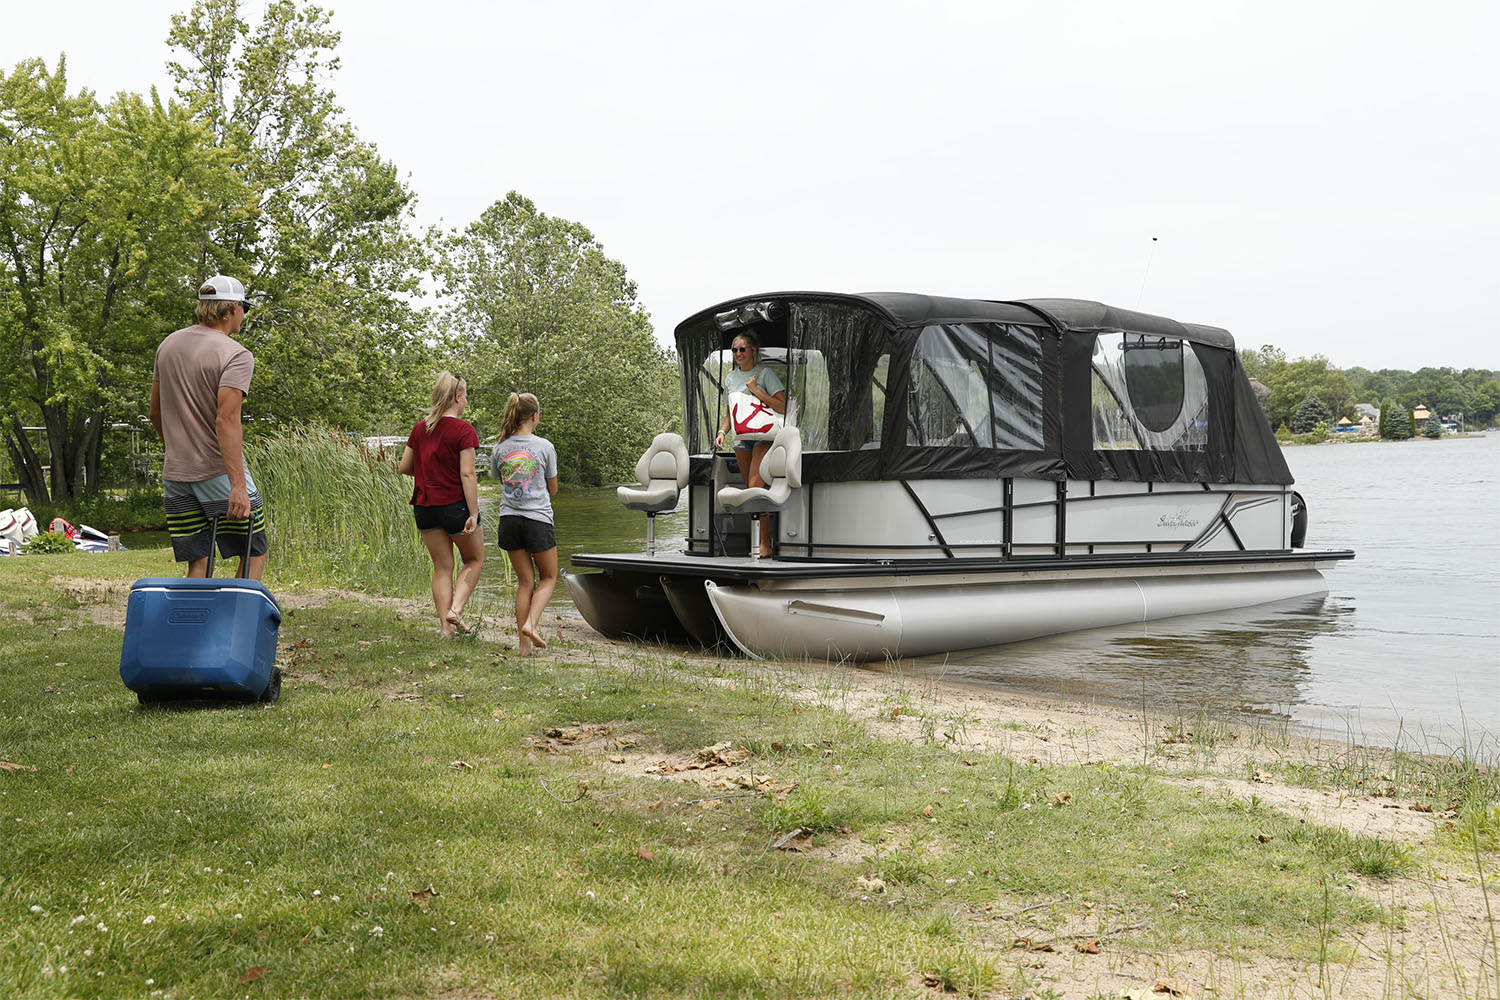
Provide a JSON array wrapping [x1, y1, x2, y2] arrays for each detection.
[[731, 346, 749, 354]]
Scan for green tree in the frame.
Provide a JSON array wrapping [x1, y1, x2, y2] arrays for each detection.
[[441, 192, 678, 484], [165, 0, 436, 432], [1261, 357, 1354, 430], [1401, 367, 1470, 418], [1291, 392, 1334, 435], [1239, 344, 1285, 384], [1470, 380, 1500, 426], [1422, 412, 1443, 438], [0, 57, 249, 502], [1380, 398, 1412, 440], [1345, 366, 1400, 406]]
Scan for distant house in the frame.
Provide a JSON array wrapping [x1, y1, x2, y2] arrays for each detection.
[[1355, 402, 1380, 422], [1413, 405, 1432, 428], [1246, 378, 1273, 427]]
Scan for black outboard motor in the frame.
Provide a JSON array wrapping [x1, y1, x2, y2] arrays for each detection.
[[1290, 490, 1308, 549]]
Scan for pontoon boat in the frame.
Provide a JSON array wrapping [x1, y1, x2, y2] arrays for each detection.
[[565, 293, 1352, 661]]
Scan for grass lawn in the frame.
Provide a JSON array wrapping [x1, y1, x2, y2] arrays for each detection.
[[0, 551, 1490, 999]]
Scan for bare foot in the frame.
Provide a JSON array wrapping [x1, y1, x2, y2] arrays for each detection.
[[518, 631, 533, 657], [521, 623, 548, 649]]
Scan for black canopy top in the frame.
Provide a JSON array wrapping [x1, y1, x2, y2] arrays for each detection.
[[1018, 299, 1235, 349], [674, 289, 1290, 487], [677, 291, 1237, 349]]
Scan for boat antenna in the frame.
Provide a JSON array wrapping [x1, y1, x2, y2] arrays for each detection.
[[1135, 237, 1158, 309]]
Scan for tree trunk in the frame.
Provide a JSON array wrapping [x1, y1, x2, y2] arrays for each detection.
[[64, 412, 88, 500], [42, 406, 75, 502], [83, 411, 104, 493], [3, 424, 50, 505]]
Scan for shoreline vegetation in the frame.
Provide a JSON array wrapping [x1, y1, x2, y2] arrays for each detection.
[[1276, 431, 1492, 446], [3, 546, 1497, 999]]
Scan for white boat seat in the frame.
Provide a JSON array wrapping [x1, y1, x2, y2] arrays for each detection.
[[716, 426, 802, 515], [617, 433, 690, 514], [618, 432, 689, 557]]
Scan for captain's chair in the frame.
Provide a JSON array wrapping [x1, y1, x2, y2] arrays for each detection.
[[617, 432, 690, 556], [716, 426, 802, 559]]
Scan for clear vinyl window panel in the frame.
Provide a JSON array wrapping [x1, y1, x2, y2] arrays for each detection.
[[1091, 333, 1208, 450], [684, 303, 888, 453], [788, 303, 889, 451], [908, 329, 989, 447], [907, 324, 1044, 449]]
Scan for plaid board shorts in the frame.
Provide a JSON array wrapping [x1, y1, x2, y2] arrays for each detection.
[[163, 473, 269, 563]]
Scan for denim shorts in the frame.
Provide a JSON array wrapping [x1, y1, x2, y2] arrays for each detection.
[[413, 499, 477, 536], [497, 515, 555, 554]]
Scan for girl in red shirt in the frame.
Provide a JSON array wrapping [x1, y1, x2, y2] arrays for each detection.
[[399, 371, 484, 637]]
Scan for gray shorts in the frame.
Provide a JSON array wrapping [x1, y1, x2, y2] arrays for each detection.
[[163, 473, 269, 563]]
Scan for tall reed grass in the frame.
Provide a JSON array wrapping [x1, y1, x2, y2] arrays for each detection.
[[250, 426, 431, 596]]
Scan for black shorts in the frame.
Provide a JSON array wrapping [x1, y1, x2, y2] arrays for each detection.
[[498, 515, 555, 554], [413, 500, 477, 536]]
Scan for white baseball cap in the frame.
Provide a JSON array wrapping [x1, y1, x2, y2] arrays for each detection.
[[197, 275, 247, 303]]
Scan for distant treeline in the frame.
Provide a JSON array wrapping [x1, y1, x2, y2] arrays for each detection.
[[1239, 347, 1499, 431]]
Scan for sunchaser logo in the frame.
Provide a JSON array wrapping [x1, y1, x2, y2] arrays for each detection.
[[1158, 507, 1200, 529]]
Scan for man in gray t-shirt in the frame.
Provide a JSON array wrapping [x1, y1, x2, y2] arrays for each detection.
[[149, 275, 269, 579]]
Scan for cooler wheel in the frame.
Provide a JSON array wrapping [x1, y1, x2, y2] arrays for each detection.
[[259, 668, 283, 704]]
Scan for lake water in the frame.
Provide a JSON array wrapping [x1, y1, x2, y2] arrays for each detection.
[[540, 436, 1500, 754]]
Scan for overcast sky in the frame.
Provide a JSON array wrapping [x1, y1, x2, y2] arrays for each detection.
[[7, 0, 1497, 371]]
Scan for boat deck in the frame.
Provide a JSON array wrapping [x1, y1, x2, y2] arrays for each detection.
[[570, 547, 1355, 584]]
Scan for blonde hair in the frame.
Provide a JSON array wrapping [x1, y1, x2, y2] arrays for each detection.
[[195, 299, 241, 326], [500, 392, 540, 439], [731, 330, 760, 365], [424, 371, 465, 431]]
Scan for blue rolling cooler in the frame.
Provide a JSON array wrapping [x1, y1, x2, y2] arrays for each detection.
[[119, 519, 282, 704]]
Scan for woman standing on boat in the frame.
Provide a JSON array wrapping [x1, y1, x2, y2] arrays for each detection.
[[492, 392, 559, 655], [400, 371, 484, 638], [714, 330, 787, 555]]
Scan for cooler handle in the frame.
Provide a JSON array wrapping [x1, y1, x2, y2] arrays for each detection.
[[204, 516, 255, 580]]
